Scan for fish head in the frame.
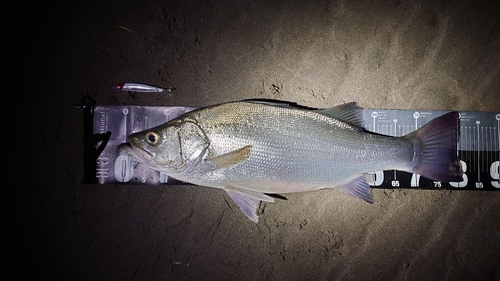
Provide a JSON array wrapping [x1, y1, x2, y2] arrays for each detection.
[[118, 119, 209, 175]]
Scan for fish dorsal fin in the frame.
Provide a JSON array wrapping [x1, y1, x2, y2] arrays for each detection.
[[243, 99, 316, 109], [206, 145, 252, 170], [244, 100, 364, 127], [340, 175, 374, 204], [223, 185, 275, 223], [316, 102, 364, 127]]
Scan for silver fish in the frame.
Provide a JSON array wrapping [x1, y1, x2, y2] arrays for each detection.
[[119, 100, 462, 222]]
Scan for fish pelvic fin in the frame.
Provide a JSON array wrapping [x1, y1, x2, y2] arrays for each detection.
[[406, 111, 463, 182], [223, 185, 275, 223], [341, 175, 374, 204]]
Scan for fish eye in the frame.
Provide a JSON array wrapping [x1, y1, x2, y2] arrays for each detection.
[[146, 132, 160, 145]]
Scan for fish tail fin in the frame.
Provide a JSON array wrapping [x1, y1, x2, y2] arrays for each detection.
[[406, 111, 463, 182]]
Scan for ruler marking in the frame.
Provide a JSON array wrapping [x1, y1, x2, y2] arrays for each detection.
[[497, 119, 500, 186], [466, 126, 469, 169], [477, 122, 480, 181], [471, 126, 475, 172], [468, 127, 471, 168], [481, 127, 484, 172], [489, 127, 492, 171], [460, 125, 464, 161]]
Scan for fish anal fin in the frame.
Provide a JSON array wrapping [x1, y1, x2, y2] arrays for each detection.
[[223, 185, 275, 223], [317, 102, 364, 127], [208, 145, 252, 170], [341, 176, 374, 204]]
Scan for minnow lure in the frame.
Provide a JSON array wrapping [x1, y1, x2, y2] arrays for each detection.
[[113, 83, 174, 93]]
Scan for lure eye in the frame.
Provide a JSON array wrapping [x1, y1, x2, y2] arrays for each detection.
[[146, 132, 160, 145]]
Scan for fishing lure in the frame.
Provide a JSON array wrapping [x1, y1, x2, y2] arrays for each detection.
[[114, 83, 174, 93]]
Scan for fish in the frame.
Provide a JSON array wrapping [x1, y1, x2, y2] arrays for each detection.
[[118, 100, 463, 223]]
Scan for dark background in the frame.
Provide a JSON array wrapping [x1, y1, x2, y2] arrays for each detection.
[[17, 0, 499, 280]]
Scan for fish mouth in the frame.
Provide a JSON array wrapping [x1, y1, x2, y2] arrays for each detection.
[[118, 141, 154, 164]]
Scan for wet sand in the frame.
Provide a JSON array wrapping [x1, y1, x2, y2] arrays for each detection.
[[19, 0, 499, 280]]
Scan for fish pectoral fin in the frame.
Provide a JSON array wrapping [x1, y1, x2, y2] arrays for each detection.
[[207, 145, 252, 170], [223, 185, 275, 223], [340, 176, 374, 204]]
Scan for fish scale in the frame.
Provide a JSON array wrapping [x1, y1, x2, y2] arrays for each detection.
[[191, 103, 373, 187]]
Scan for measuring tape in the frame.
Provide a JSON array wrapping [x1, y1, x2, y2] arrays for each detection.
[[83, 105, 499, 190]]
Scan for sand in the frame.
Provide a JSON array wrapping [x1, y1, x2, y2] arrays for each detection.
[[18, 0, 499, 280]]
